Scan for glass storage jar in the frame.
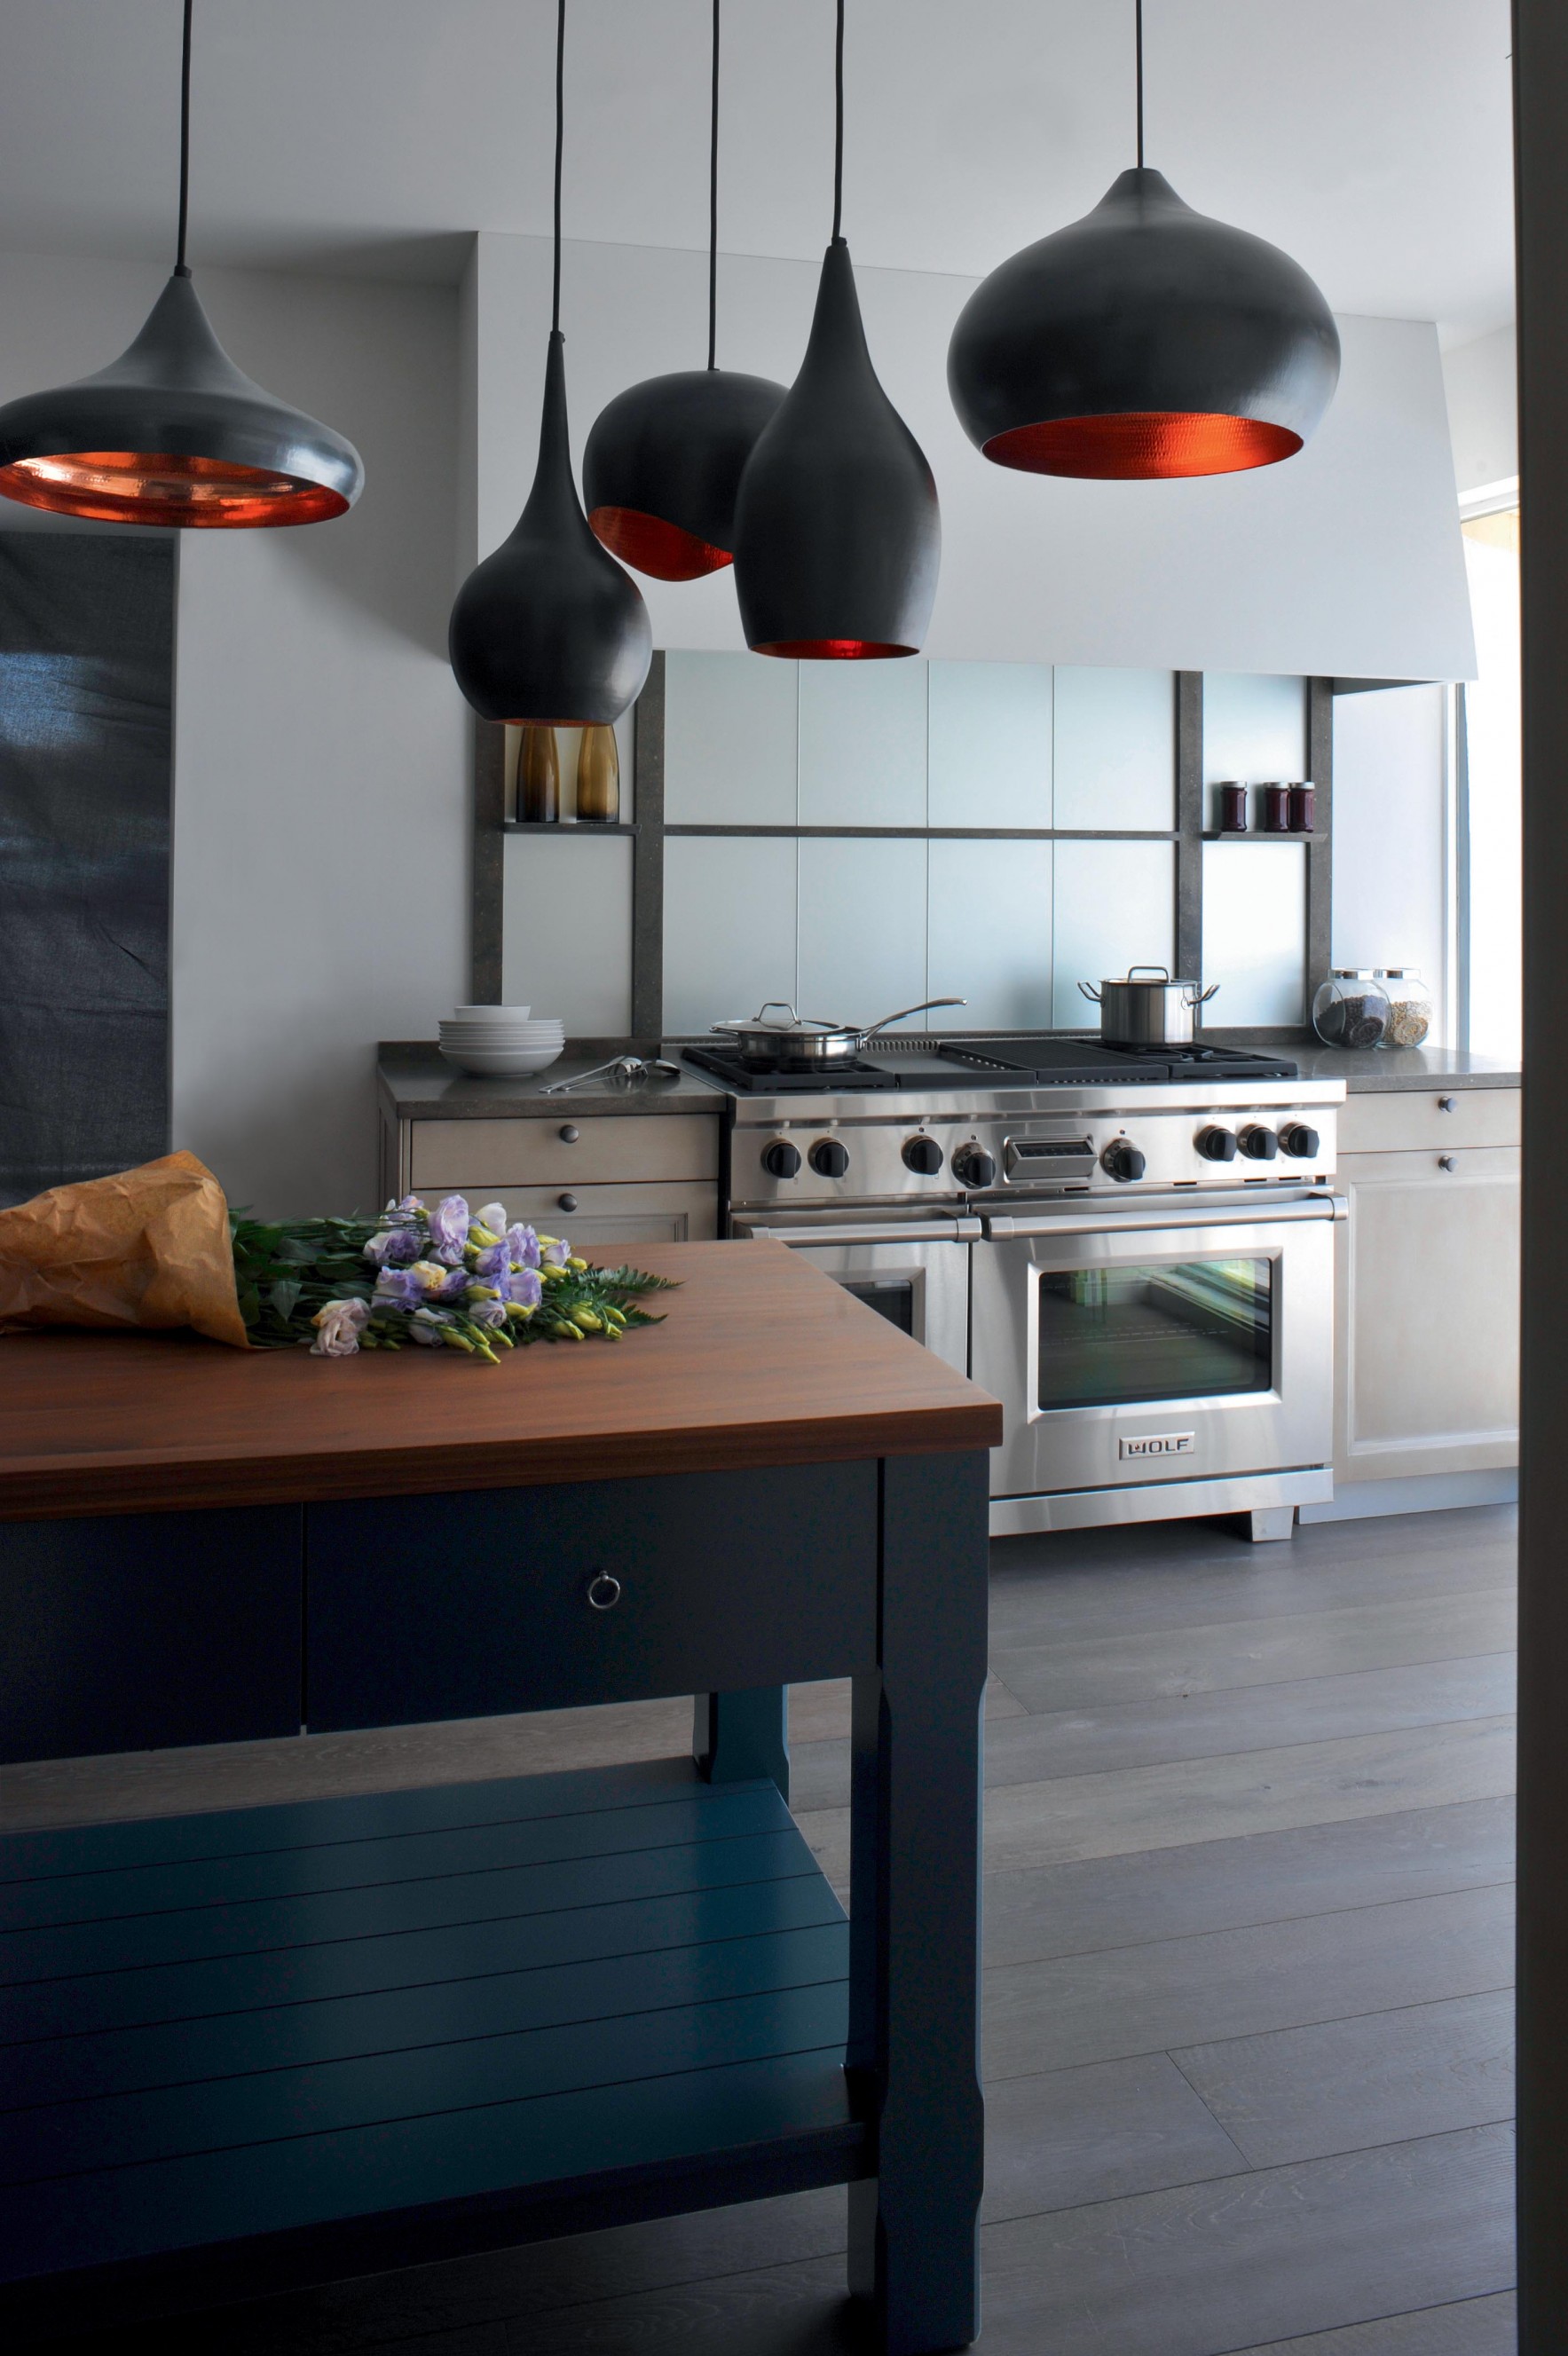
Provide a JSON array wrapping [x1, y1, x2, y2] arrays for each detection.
[[1312, 969, 1391, 1049], [1375, 968, 1432, 1048]]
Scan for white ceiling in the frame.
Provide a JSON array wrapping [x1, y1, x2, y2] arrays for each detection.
[[0, 0, 1516, 348]]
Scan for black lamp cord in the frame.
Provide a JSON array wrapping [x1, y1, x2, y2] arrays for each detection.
[[1134, 0, 1145, 167], [550, 0, 565, 335], [706, 0, 720, 367], [831, 0, 845, 241], [175, 0, 193, 274]]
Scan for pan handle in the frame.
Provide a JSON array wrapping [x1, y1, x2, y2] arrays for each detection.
[[1076, 981, 1103, 1003], [859, 996, 966, 1039]]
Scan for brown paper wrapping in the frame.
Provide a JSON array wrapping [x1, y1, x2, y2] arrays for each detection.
[[0, 1151, 250, 1348]]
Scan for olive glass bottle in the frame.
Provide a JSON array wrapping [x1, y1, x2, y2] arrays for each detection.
[[576, 722, 620, 824], [517, 725, 560, 823]]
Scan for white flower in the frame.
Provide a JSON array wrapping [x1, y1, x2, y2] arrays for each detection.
[[310, 1298, 372, 1358], [477, 1202, 508, 1233]]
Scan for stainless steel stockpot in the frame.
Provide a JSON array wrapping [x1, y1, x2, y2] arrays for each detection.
[[1078, 966, 1219, 1046]]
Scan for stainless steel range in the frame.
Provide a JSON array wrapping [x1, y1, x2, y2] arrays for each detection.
[[706, 1036, 1348, 1542]]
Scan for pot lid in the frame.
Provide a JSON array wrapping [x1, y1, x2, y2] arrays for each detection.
[[711, 1002, 850, 1036]]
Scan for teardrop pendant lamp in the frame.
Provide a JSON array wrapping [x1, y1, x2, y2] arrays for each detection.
[[731, 0, 939, 658], [448, 0, 651, 726], [947, 0, 1340, 480], [583, 0, 785, 581], [0, 0, 362, 527]]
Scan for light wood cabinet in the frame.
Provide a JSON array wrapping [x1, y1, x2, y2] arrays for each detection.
[[1335, 1110, 1520, 1486], [391, 1110, 722, 1248]]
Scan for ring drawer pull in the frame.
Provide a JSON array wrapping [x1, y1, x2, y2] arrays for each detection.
[[587, 1572, 623, 1611]]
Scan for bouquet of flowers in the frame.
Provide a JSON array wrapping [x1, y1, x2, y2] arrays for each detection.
[[231, 1194, 674, 1362]]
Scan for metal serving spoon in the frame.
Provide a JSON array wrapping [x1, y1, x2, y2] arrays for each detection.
[[540, 1054, 683, 1095]]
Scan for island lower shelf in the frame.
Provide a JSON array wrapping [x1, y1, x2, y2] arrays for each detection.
[[0, 1757, 866, 2335]]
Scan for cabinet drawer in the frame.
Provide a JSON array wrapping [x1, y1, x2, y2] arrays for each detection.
[[1339, 1088, 1519, 1154], [304, 1464, 877, 1730], [410, 1115, 719, 1189], [413, 1178, 717, 1245]]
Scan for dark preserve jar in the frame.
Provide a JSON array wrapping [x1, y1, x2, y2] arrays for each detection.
[[1217, 783, 1249, 831], [1259, 784, 1291, 832], [1288, 782, 1316, 832]]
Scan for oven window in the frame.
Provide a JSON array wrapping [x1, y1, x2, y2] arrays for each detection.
[[1037, 1257, 1272, 1411], [839, 1277, 917, 1337]]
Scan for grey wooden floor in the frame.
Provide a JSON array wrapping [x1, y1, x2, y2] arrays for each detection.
[[4, 1503, 1517, 2355]]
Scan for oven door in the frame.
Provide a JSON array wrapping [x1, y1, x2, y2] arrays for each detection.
[[975, 1194, 1344, 1499], [728, 1214, 976, 1376]]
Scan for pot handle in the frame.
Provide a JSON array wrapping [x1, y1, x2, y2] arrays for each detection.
[[1126, 965, 1172, 981], [1077, 981, 1103, 1003], [860, 996, 967, 1039], [1184, 982, 1222, 1006]]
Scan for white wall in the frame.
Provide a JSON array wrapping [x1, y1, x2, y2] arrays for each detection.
[[1443, 325, 1517, 497], [0, 251, 468, 1218], [470, 232, 1477, 682], [1330, 684, 1451, 1037]]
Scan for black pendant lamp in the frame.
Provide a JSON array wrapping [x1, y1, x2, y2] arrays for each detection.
[[449, 0, 650, 726], [583, 0, 785, 581], [731, 0, 939, 658], [0, 0, 362, 528], [947, 0, 1340, 479]]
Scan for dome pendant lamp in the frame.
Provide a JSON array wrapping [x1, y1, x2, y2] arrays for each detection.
[[448, 0, 650, 727], [731, 0, 939, 658], [583, 0, 785, 581], [947, 0, 1340, 480], [0, 0, 362, 527]]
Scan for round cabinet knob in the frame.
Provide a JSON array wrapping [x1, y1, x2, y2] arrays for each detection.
[[952, 1145, 997, 1190], [586, 1572, 623, 1611], [1279, 1123, 1320, 1159], [1239, 1125, 1280, 1161], [1196, 1125, 1238, 1162], [902, 1135, 944, 1175], [1438, 1097, 1458, 1113], [809, 1138, 850, 1178], [558, 1123, 580, 1143], [1101, 1140, 1146, 1182], [1438, 1154, 1457, 1172], [761, 1139, 801, 1179], [557, 1192, 579, 1212]]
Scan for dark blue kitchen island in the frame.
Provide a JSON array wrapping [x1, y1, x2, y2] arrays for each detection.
[[0, 1241, 1000, 2355]]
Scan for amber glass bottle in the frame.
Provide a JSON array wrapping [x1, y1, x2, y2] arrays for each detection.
[[576, 723, 620, 824], [517, 725, 560, 823]]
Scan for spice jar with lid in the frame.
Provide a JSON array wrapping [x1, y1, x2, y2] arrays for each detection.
[[1375, 968, 1432, 1048], [1312, 970, 1391, 1050]]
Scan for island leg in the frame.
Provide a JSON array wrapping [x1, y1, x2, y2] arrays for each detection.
[[847, 1449, 989, 2355], [692, 1685, 789, 1800]]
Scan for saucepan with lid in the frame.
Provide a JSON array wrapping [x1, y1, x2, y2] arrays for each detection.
[[711, 997, 965, 1071], [1078, 966, 1219, 1046]]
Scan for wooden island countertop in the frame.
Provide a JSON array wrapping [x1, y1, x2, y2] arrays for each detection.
[[0, 1239, 1002, 1522]]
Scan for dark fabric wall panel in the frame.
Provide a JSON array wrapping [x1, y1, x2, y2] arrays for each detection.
[[0, 532, 174, 1206]]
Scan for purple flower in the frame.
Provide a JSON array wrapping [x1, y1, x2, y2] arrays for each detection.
[[469, 1299, 509, 1329], [505, 1223, 541, 1271], [373, 1266, 425, 1310], [473, 1239, 511, 1280], [364, 1223, 422, 1267], [541, 1238, 571, 1270], [408, 1306, 452, 1345], [501, 1267, 543, 1310], [396, 1194, 427, 1215], [428, 1194, 471, 1264]]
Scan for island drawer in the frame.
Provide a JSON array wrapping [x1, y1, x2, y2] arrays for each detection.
[[1338, 1088, 1520, 1154], [303, 1462, 877, 1730], [409, 1115, 720, 1190]]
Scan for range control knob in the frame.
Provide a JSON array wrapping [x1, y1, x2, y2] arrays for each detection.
[[1196, 1125, 1238, 1162], [761, 1139, 800, 1179], [1239, 1125, 1280, 1161], [1101, 1140, 1147, 1183], [809, 1138, 850, 1178], [1279, 1123, 1320, 1159], [952, 1144, 997, 1191], [902, 1135, 944, 1176]]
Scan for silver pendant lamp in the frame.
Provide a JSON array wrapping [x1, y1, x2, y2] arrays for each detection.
[[948, 0, 1340, 479], [0, 0, 363, 528], [730, 0, 940, 658], [583, 0, 785, 581], [449, 0, 651, 725]]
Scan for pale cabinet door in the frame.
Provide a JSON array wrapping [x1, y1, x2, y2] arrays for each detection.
[[410, 1180, 718, 1247], [1335, 1146, 1520, 1483]]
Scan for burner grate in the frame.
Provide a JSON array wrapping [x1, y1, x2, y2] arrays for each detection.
[[681, 1046, 908, 1093]]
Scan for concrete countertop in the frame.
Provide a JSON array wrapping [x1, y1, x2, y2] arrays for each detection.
[[1245, 1038, 1521, 1091], [378, 1043, 725, 1121]]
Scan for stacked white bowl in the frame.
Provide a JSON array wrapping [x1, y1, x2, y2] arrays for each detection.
[[437, 1005, 565, 1076]]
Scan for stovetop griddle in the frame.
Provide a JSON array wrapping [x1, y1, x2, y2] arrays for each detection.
[[683, 1036, 1298, 1092]]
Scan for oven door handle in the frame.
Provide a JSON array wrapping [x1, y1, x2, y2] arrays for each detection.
[[736, 1217, 982, 1246], [984, 1194, 1347, 1240]]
